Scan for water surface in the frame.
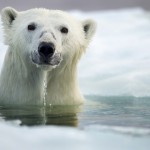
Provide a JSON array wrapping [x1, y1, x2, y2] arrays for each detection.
[[0, 96, 150, 132]]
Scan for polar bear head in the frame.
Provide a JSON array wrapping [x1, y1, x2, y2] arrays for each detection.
[[1, 7, 96, 71]]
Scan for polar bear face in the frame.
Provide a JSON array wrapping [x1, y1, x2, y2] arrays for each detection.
[[1, 7, 96, 70]]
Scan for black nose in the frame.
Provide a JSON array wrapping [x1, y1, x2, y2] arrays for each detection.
[[38, 42, 55, 59]]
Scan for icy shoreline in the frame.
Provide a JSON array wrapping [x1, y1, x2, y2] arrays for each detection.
[[0, 121, 149, 150]]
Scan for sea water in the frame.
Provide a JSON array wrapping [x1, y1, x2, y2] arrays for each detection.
[[0, 96, 150, 129], [0, 96, 150, 150]]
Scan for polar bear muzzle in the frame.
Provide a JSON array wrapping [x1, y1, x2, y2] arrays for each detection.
[[37, 42, 61, 66], [38, 42, 55, 60]]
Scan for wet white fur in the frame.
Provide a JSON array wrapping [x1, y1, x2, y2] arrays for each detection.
[[0, 7, 96, 106]]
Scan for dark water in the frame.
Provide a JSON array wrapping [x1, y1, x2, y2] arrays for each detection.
[[0, 96, 150, 129]]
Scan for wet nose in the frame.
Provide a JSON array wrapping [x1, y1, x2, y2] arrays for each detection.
[[38, 42, 55, 59]]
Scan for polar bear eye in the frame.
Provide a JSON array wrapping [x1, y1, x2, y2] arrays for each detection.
[[60, 27, 68, 34], [27, 23, 36, 31]]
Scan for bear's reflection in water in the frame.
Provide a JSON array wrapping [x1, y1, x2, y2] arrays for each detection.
[[0, 105, 81, 126]]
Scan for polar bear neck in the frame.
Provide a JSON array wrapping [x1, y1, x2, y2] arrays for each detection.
[[0, 48, 46, 106], [46, 59, 84, 105]]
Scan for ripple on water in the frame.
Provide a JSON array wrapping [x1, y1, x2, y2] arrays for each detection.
[[0, 96, 150, 136]]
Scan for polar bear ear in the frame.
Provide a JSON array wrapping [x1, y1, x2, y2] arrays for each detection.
[[1, 7, 18, 28], [82, 19, 97, 42]]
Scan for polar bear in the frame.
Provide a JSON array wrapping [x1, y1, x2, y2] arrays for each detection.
[[0, 7, 96, 106]]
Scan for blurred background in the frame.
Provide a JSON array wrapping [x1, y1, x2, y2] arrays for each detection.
[[0, 0, 150, 11]]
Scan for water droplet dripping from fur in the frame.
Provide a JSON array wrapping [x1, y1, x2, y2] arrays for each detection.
[[43, 78, 47, 106], [36, 64, 39, 68]]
